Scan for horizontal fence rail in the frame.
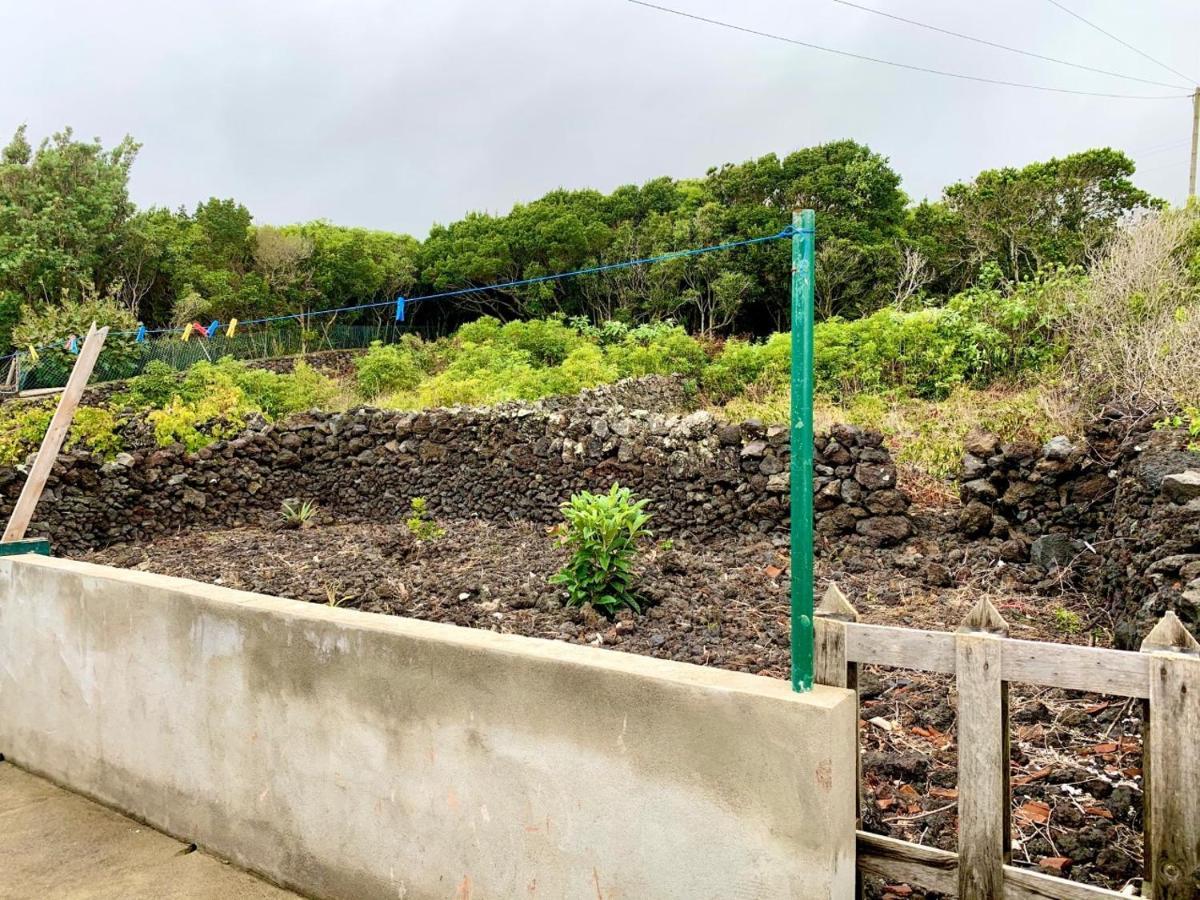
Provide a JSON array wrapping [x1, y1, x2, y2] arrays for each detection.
[[814, 585, 1200, 900], [842, 622, 1153, 698]]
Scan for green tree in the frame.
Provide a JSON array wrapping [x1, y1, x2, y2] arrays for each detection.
[[911, 148, 1158, 290], [166, 198, 270, 322], [0, 126, 140, 346], [285, 221, 418, 314]]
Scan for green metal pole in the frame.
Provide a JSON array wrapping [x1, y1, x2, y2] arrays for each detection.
[[790, 209, 815, 693]]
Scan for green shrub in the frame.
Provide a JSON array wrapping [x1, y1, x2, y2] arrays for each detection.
[[606, 325, 708, 379], [1053, 607, 1083, 635], [703, 270, 1070, 405], [405, 497, 445, 541], [0, 403, 53, 466], [117, 356, 338, 450], [117, 360, 180, 409], [499, 316, 583, 365], [703, 334, 790, 400], [570, 316, 629, 345], [13, 287, 141, 383], [69, 407, 122, 459], [814, 271, 1072, 400], [215, 358, 337, 418], [355, 341, 424, 399], [146, 383, 250, 451], [0, 401, 123, 466], [549, 483, 652, 614], [454, 315, 503, 345], [537, 344, 618, 397]]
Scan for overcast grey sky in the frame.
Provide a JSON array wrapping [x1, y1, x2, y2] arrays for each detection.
[[3, 0, 1196, 236]]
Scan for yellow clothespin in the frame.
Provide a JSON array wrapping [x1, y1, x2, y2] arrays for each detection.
[[27, 345, 38, 364], [226, 318, 238, 338], [181, 323, 194, 342]]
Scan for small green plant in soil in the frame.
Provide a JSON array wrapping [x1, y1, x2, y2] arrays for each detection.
[[1155, 407, 1200, 451], [549, 483, 652, 615], [280, 498, 318, 529], [1052, 606, 1083, 635], [406, 497, 445, 541]]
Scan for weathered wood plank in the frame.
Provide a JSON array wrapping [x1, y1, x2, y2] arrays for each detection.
[[842, 622, 1150, 698], [857, 834, 1128, 899], [845, 622, 957, 673], [815, 583, 857, 689], [957, 630, 1008, 899], [1003, 865, 1129, 899], [3, 324, 108, 543], [1001, 639, 1149, 699], [1143, 649, 1200, 899], [857, 831, 958, 895], [815, 616, 849, 687]]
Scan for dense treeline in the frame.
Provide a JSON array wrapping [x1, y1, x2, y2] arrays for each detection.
[[0, 125, 1157, 352]]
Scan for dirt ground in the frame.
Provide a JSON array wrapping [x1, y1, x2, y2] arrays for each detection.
[[81, 510, 1145, 897]]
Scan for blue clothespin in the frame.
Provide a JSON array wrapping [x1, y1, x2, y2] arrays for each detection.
[[135, 324, 147, 343], [207, 320, 220, 338], [395, 296, 406, 323], [67, 336, 79, 355]]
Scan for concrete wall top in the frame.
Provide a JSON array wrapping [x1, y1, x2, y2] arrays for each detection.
[[0, 555, 856, 899]]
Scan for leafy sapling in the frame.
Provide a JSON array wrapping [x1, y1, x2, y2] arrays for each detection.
[[406, 497, 445, 541], [549, 483, 652, 614]]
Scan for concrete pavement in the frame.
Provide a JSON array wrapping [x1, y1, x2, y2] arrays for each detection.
[[0, 762, 301, 900]]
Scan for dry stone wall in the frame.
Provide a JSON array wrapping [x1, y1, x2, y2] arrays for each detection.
[[0, 378, 910, 556], [955, 415, 1200, 645], [955, 430, 1117, 568]]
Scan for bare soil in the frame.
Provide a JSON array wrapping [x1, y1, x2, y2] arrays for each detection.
[[80, 511, 1144, 897]]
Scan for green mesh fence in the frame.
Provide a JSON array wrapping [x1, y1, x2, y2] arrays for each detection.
[[6, 319, 439, 393]]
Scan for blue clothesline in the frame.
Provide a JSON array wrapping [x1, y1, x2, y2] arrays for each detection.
[[5, 225, 796, 365]]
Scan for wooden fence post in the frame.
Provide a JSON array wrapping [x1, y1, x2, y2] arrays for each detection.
[[1140, 611, 1200, 900], [815, 581, 857, 690], [956, 598, 1010, 900], [814, 581, 862, 897]]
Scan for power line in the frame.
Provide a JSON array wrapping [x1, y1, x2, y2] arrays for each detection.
[[626, 0, 1190, 100], [829, 0, 1189, 90], [1137, 156, 1190, 176], [1135, 139, 1191, 158], [1130, 137, 1192, 155], [1043, 0, 1197, 86]]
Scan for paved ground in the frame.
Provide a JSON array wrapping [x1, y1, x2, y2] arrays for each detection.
[[0, 762, 301, 900]]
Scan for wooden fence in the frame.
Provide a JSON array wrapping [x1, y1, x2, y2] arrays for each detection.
[[813, 585, 1200, 900]]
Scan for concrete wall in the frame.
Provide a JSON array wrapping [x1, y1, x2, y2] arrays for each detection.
[[0, 556, 857, 900]]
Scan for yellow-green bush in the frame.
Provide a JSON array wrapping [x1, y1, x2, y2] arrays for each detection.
[[116, 355, 340, 450], [0, 403, 54, 466], [147, 385, 250, 452], [69, 407, 122, 459], [0, 402, 123, 466], [605, 326, 708, 379], [354, 341, 425, 399]]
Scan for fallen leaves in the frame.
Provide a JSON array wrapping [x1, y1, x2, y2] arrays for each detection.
[[1016, 800, 1052, 826]]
